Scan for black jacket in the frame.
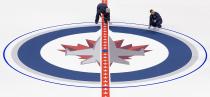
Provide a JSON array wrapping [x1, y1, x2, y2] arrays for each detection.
[[95, 3, 110, 23], [150, 12, 162, 26], [97, 3, 108, 14]]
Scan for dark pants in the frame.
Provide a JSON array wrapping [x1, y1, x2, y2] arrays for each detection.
[[104, 15, 110, 23], [95, 13, 110, 24], [151, 21, 162, 28]]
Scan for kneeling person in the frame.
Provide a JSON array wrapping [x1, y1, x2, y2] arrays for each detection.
[[149, 9, 162, 28]]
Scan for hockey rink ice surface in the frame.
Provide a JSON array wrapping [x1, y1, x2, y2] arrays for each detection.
[[0, 0, 210, 97]]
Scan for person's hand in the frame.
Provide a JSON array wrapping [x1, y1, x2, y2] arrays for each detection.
[[95, 21, 98, 24]]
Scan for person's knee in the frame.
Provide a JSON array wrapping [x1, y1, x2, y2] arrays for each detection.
[[151, 23, 156, 27], [157, 25, 162, 28], [156, 22, 162, 28]]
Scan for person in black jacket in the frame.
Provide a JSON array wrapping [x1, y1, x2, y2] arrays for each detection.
[[95, 3, 110, 24], [149, 9, 162, 28]]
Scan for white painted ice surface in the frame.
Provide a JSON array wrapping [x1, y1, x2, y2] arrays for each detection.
[[0, 0, 210, 97]]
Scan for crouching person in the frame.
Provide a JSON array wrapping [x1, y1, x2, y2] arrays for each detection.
[[95, 3, 110, 24], [149, 9, 162, 29]]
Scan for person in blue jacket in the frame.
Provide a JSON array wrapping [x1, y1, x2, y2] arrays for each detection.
[[95, 3, 110, 24], [149, 9, 163, 28]]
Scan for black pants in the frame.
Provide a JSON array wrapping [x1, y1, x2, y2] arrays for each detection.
[[151, 21, 162, 28], [95, 13, 110, 24]]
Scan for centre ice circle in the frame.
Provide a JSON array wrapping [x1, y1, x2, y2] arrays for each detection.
[[4, 22, 206, 88], [17, 24, 192, 81]]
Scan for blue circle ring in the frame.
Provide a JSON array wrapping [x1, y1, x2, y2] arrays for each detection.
[[3, 22, 208, 88]]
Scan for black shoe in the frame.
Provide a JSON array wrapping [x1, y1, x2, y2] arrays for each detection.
[[158, 25, 162, 28]]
